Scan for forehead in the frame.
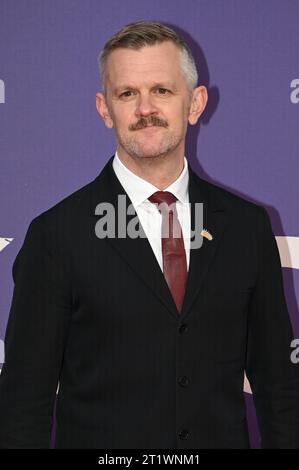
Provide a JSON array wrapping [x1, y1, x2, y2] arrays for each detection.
[[105, 41, 184, 89]]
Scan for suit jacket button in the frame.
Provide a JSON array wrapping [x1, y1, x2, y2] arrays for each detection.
[[178, 376, 190, 387], [179, 323, 188, 334], [178, 429, 190, 440]]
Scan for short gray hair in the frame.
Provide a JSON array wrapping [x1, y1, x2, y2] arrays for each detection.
[[97, 20, 198, 95]]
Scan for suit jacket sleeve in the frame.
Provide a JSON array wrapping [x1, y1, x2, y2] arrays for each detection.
[[0, 216, 72, 448], [246, 207, 299, 449]]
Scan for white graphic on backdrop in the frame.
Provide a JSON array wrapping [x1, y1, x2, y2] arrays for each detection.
[[0, 79, 5, 104], [0, 340, 4, 364], [276, 236, 299, 269], [0, 237, 14, 252]]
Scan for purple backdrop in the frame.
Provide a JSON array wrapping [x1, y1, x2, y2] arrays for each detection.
[[1, 0, 298, 449]]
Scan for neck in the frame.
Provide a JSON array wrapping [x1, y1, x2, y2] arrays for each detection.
[[116, 147, 185, 190]]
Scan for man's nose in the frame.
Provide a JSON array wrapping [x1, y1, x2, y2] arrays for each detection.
[[135, 92, 158, 116]]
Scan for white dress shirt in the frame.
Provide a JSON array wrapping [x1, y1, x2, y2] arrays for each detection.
[[112, 151, 191, 272]]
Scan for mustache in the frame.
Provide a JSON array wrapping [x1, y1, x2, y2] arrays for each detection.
[[129, 116, 168, 131]]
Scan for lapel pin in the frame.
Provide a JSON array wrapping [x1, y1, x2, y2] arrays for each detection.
[[201, 229, 213, 241]]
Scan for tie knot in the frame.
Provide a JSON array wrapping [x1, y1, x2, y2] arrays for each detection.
[[148, 191, 177, 206]]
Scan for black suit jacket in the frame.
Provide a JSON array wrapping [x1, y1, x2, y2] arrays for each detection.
[[0, 155, 299, 449]]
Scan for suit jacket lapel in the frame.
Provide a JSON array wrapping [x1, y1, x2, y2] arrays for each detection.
[[180, 166, 228, 321], [91, 156, 228, 322], [91, 156, 179, 320]]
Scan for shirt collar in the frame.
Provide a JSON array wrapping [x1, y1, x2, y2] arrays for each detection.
[[112, 150, 189, 208]]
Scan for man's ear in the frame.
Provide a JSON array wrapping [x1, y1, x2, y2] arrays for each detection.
[[188, 86, 208, 125], [95, 92, 114, 129]]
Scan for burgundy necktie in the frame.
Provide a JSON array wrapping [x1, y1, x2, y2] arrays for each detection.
[[148, 191, 187, 313]]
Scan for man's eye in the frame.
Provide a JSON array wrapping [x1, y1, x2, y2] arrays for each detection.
[[120, 91, 133, 98], [157, 88, 169, 95]]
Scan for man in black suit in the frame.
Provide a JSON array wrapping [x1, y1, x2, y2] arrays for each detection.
[[0, 20, 299, 449]]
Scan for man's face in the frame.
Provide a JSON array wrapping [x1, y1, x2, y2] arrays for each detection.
[[96, 41, 207, 160]]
